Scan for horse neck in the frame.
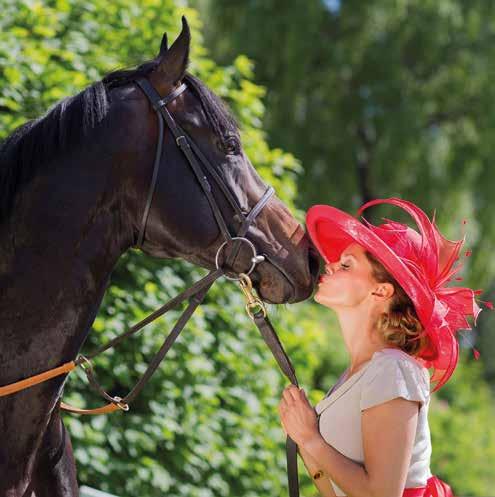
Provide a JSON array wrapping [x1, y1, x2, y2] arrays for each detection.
[[0, 150, 129, 384]]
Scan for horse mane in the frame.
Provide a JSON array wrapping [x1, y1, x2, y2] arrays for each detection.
[[0, 58, 239, 225]]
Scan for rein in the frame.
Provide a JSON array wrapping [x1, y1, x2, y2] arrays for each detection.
[[0, 76, 301, 497]]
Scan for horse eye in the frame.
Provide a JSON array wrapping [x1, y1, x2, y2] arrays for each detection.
[[224, 136, 240, 155]]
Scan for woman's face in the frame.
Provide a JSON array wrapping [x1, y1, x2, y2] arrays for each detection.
[[314, 242, 379, 310]]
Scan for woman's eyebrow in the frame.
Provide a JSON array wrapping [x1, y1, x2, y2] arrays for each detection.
[[341, 253, 358, 262]]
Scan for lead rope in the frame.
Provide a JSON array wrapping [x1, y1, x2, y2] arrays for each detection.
[[238, 274, 300, 497]]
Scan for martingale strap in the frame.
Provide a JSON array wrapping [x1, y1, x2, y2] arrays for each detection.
[[61, 274, 215, 415]]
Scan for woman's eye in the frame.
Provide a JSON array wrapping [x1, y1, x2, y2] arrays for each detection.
[[340, 263, 350, 270]]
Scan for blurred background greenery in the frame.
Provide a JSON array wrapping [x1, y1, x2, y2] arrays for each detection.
[[1, 0, 494, 495]]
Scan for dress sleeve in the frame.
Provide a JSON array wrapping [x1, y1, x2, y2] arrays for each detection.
[[360, 355, 430, 411]]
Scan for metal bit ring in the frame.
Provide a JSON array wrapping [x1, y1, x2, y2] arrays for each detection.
[[215, 237, 264, 281]]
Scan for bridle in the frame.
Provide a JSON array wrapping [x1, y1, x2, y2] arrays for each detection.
[[0, 76, 302, 497], [133, 79, 273, 269]]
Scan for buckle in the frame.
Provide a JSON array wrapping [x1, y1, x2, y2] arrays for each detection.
[[176, 135, 188, 147], [111, 396, 130, 412]]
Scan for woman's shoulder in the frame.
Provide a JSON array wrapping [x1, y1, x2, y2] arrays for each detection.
[[364, 348, 430, 391], [372, 347, 428, 369], [359, 348, 430, 411]]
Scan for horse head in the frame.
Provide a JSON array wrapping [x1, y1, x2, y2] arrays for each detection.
[[106, 17, 319, 303]]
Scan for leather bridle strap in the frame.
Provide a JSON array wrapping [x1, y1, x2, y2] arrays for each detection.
[[0, 267, 223, 404], [134, 78, 235, 246], [79, 267, 224, 360], [223, 181, 274, 271], [135, 98, 164, 248], [135, 81, 190, 247], [132, 76, 275, 277]]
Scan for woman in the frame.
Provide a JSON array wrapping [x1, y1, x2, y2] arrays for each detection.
[[278, 198, 492, 497]]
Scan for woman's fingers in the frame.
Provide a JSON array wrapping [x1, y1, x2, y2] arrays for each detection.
[[283, 384, 301, 403]]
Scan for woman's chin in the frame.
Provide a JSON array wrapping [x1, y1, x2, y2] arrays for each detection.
[[314, 292, 335, 308]]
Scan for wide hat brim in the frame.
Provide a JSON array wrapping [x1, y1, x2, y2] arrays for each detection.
[[306, 204, 435, 328], [305, 199, 489, 394]]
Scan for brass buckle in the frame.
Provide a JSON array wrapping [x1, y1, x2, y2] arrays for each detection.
[[238, 273, 267, 320]]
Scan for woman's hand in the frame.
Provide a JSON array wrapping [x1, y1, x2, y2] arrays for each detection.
[[278, 384, 321, 447]]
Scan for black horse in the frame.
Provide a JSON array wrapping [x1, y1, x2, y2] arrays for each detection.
[[0, 18, 319, 496]]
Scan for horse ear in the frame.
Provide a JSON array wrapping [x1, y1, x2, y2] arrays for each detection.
[[155, 16, 190, 84], [159, 32, 168, 55]]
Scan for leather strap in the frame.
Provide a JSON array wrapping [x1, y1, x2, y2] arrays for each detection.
[[83, 268, 223, 360], [252, 312, 298, 385], [286, 436, 300, 497], [59, 401, 121, 415], [251, 310, 300, 497], [182, 129, 245, 218], [133, 80, 189, 249], [136, 106, 164, 248], [133, 75, 276, 276], [0, 361, 76, 397], [159, 115, 233, 242], [58, 278, 215, 415], [0, 270, 222, 403], [134, 77, 239, 245], [225, 185, 275, 273], [120, 278, 214, 405]]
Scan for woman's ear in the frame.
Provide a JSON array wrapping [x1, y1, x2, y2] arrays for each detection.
[[371, 282, 395, 300]]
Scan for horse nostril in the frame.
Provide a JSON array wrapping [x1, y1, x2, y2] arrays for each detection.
[[308, 246, 321, 279]]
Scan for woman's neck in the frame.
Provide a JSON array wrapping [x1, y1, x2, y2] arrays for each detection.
[[334, 304, 400, 376]]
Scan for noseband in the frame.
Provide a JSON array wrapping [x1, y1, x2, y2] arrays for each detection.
[[0, 77, 302, 497]]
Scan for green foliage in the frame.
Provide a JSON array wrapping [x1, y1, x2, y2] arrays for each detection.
[[428, 350, 495, 496]]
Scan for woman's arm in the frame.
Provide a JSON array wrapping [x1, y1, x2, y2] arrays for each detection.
[[298, 445, 338, 497], [301, 397, 419, 497], [301, 435, 370, 497]]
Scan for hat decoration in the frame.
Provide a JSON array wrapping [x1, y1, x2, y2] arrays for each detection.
[[306, 198, 493, 393]]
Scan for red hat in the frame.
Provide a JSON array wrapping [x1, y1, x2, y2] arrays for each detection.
[[306, 198, 493, 393]]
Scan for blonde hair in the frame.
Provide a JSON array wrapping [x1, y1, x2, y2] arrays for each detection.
[[364, 250, 432, 357]]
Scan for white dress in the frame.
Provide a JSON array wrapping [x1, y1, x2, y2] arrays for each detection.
[[314, 348, 433, 496]]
